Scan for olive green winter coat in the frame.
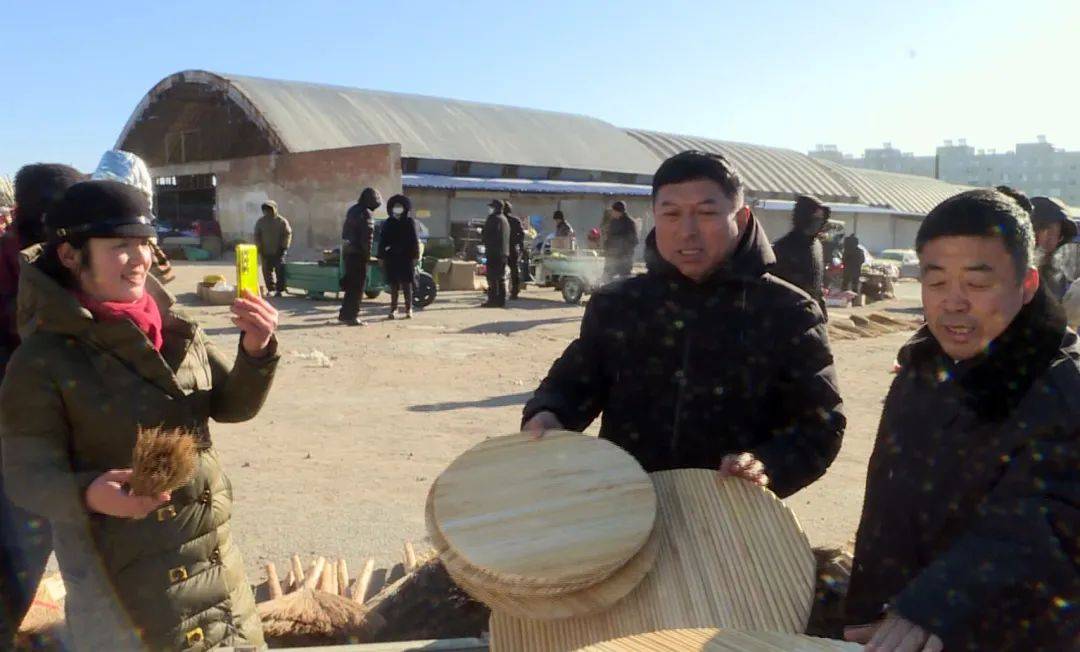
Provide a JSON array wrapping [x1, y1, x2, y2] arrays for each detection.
[[0, 246, 278, 651]]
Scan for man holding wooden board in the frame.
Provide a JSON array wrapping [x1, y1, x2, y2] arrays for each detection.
[[523, 150, 846, 499]]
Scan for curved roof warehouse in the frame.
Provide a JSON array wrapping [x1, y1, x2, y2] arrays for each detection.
[[119, 70, 970, 249]]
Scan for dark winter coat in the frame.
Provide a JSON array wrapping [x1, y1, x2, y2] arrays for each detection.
[[846, 288, 1079, 651], [507, 214, 526, 259], [841, 235, 865, 269], [0, 247, 277, 651], [1040, 255, 1074, 302], [771, 231, 826, 303], [523, 217, 845, 498], [342, 191, 378, 260], [379, 215, 421, 285], [483, 212, 510, 261], [605, 215, 639, 258]]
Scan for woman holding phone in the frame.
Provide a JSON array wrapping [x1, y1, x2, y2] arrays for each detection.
[[0, 180, 278, 650]]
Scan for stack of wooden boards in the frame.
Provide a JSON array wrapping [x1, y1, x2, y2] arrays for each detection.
[[426, 431, 827, 651], [428, 431, 659, 622]]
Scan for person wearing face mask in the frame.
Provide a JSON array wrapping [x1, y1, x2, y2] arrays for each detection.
[[770, 195, 830, 318], [378, 194, 421, 319], [339, 187, 381, 326], [843, 187, 1078, 652], [482, 200, 510, 308], [523, 151, 844, 498], [0, 180, 279, 650], [1029, 195, 1078, 301]]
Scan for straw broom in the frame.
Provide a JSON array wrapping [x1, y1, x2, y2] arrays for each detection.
[[129, 426, 197, 496]]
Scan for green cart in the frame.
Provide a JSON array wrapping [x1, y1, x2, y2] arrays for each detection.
[[284, 256, 437, 308]]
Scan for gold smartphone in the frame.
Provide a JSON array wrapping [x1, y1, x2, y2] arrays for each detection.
[[235, 244, 260, 298]]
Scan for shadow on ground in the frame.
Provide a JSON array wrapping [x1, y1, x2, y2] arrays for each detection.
[[408, 391, 535, 413]]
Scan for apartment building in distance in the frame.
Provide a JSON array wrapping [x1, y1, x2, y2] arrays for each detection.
[[811, 136, 1080, 208]]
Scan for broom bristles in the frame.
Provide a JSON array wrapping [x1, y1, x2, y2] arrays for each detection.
[[129, 426, 198, 496]]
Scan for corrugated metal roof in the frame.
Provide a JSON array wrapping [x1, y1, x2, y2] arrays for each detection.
[[119, 71, 973, 217], [120, 70, 659, 175], [403, 174, 650, 196], [814, 159, 971, 215], [624, 129, 857, 201]]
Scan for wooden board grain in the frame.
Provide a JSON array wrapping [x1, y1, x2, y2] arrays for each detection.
[[428, 487, 660, 620], [431, 431, 656, 595], [489, 470, 817, 651], [580, 628, 860, 651]]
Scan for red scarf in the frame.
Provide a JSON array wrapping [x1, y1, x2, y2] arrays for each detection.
[[77, 291, 164, 352]]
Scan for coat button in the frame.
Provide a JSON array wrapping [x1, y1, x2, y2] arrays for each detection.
[[199, 489, 212, 504], [210, 548, 222, 564]]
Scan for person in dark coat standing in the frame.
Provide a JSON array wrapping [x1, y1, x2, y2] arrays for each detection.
[[603, 200, 639, 282], [843, 188, 1079, 652], [339, 188, 380, 326], [0, 163, 81, 646], [771, 195, 829, 317], [523, 151, 845, 498], [1030, 195, 1078, 301], [840, 233, 865, 293], [482, 200, 510, 308], [553, 210, 574, 240], [504, 201, 526, 299], [379, 194, 421, 320]]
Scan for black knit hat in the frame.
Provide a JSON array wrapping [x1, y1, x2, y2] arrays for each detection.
[[488, 199, 505, 212], [1031, 196, 1078, 242], [612, 200, 627, 213], [46, 180, 156, 241]]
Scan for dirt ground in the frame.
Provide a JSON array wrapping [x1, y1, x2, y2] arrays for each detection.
[[168, 261, 922, 582]]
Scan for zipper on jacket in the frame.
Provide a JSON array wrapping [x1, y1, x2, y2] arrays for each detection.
[[670, 324, 694, 457]]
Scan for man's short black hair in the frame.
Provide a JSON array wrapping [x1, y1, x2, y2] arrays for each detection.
[[916, 187, 1035, 280], [651, 150, 744, 205]]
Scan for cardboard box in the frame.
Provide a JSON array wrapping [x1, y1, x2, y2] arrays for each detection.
[[440, 261, 480, 291]]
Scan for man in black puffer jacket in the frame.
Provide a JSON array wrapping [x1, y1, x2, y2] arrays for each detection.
[[844, 188, 1079, 651], [339, 187, 380, 326], [772, 195, 830, 318], [523, 151, 845, 498]]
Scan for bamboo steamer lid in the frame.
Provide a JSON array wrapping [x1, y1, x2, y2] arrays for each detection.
[[580, 628, 860, 651], [427, 485, 661, 619], [430, 431, 657, 596], [490, 469, 817, 651]]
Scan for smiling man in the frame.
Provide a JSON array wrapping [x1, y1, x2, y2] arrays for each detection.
[[522, 151, 845, 498], [845, 188, 1079, 651]]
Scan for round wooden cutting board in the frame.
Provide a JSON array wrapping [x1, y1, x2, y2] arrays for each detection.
[[430, 431, 657, 596], [580, 628, 861, 651], [490, 469, 817, 651], [428, 485, 660, 619]]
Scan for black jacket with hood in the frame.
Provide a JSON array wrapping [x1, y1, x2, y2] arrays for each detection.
[[846, 288, 1079, 650], [379, 195, 421, 284], [523, 217, 845, 498], [342, 189, 379, 259], [772, 196, 827, 310], [605, 214, 639, 258], [483, 211, 511, 261]]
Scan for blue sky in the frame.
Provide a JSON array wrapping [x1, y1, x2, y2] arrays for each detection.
[[2, 0, 1077, 178]]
